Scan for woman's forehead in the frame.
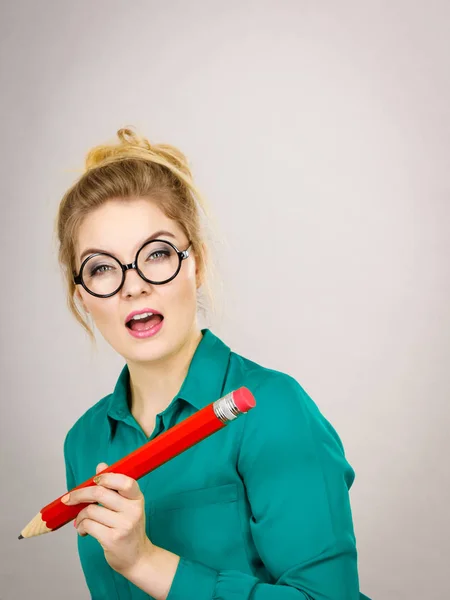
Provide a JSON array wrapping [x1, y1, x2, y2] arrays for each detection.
[[76, 199, 182, 257]]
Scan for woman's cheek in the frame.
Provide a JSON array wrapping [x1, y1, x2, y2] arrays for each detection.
[[93, 309, 124, 347]]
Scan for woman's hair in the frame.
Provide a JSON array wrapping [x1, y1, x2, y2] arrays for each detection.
[[54, 127, 219, 342]]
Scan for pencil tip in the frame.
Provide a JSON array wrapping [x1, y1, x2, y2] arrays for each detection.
[[18, 534, 23, 540]]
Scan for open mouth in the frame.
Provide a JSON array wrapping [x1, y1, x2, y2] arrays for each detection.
[[126, 312, 164, 332]]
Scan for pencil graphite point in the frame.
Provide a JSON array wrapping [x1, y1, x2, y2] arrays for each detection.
[[18, 534, 23, 540]]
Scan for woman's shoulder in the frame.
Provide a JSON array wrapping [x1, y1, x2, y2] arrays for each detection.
[[227, 347, 347, 456], [228, 347, 316, 415]]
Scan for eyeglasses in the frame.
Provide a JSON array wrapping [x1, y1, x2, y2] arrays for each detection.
[[73, 239, 192, 298]]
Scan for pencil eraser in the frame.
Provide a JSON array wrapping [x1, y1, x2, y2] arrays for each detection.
[[233, 387, 256, 412]]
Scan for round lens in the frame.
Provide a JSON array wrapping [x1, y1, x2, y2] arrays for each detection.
[[137, 240, 180, 283], [81, 254, 123, 296]]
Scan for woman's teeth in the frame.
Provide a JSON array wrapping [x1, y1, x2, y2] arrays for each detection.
[[131, 312, 154, 321]]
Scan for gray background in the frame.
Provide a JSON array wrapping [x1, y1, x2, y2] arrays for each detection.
[[1, 1, 449, 598]]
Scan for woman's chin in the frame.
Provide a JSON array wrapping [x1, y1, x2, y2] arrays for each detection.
[[124, 336, 167, 358], [106, 320, 197, 363]]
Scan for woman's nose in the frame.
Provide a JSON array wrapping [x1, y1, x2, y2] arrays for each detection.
[[121, 267, 153, 297]]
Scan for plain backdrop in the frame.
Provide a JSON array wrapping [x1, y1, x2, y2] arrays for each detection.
[[1, 1, 449, 599]]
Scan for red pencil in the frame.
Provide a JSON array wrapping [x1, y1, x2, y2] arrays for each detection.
[[18, 387, 256, 540]]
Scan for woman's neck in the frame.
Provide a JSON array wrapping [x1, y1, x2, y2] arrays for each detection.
[[127, 327, 203, 422]]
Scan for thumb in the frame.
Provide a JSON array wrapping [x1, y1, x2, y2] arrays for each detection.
[[96, 462, 108, 475]]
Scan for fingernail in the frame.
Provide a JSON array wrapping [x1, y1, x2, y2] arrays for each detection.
[[73, 520, 77, 527], [61, 493, 70, 504], [93, 475, 102, 485]]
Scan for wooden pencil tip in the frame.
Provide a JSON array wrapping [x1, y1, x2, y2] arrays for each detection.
[[18, 534, 23, 540]]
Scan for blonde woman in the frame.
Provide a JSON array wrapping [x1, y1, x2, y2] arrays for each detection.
[[57, 128, 370, 600]]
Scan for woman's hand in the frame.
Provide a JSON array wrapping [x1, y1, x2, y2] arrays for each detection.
[[61, 462, 155, 576]]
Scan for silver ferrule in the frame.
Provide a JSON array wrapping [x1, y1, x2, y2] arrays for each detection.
[[213, 392, 241, 424]]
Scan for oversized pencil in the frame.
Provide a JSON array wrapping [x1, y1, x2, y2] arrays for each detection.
[[18, 387, 256, 540]]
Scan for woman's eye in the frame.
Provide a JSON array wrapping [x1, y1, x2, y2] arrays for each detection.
[[90, 264, 113, 276], [148, 250, 169, 261]]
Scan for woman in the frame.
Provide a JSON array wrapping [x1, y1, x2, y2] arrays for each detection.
[[57, 128, 370, 600]]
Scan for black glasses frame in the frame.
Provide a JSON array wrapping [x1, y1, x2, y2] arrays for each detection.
[[73, 238, 192, 298]]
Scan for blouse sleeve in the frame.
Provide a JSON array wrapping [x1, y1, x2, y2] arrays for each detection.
[[166, 374, 365, 600]]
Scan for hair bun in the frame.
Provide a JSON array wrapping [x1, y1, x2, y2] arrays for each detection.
[[84, 127, 192, 179]]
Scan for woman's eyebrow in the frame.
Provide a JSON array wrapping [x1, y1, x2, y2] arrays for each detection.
[[79, 230, 177, 262]]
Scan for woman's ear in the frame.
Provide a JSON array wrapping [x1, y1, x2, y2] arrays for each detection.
[[195, 242, 207, 289]]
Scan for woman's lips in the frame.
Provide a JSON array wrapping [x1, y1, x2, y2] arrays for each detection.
[[126, 316, 164, 339]]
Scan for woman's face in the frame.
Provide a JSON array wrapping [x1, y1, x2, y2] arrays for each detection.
[[74, 197, 202, 363]]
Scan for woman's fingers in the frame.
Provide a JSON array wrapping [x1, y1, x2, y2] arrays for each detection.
[[76, 503, 121, 531], [93, 472, 142, 501], [77, 518, 110, 542], [62, 483, 127, 512], [62, 462, 143, 538]]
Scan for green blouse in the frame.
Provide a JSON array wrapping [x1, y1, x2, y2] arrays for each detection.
[[64, 329, 370, 599]]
